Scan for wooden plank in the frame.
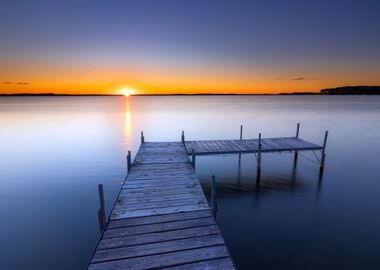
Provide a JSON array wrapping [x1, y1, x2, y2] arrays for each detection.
[[107, 210, 212, 229], [88, 245, 229, 270], [111, 203, 210, 219], [129, 169, 194, 176], [113, 198, 207, 211], [119, 188, 204, 198], [98, 225, 220, 249], [128, 173, 196, 179], [125, 179, 196, 188], [117, 193, 208, 205], [163, 258, 235, 270], [242, 139, 258, 150], [128, 174, 196, 180], [122, 183, 200, 193], [103, 217, 216, 238], [129, 163, 193, 170], [229, 140, 246, 151], [92, 234, 225, 263], [272, 137, 293, 149]]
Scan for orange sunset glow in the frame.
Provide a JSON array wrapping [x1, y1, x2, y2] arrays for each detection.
[[1, 1, 379, 95], [1, 66, 380, 95]]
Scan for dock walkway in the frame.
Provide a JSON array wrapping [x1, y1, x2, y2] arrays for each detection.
[[184, 136, 322, 155], [88, 127, 328, 269], [87, 142, 236, 270]]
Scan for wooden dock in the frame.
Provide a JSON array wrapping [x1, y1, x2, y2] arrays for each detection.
[[184, 137, 322, 155], [87, 141, 236, 270], [182, 124, 328, 176], [87, 125, 328, 269]]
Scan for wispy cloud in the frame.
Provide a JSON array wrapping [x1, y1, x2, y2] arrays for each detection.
[[292, 77, 305, 81], [3, 81, 31, 85]]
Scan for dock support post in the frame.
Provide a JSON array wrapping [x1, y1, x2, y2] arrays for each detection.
[[294, 123, 300, 163], [98, 184, 106, 232], [256, 133, 262, 184], [320, 131, 328, 172], [211, 175, 217, 219], [127, 151, 131, 172], [181, 130, 185, 143], [238, 125, 243, 163], [141, 131, 145, 144], [191, 148, 196, 168]]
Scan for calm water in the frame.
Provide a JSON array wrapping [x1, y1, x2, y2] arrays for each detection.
[[1, 96, 380, 270]]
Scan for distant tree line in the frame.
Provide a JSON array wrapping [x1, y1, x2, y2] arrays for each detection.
[[320, 86, 380, 95]]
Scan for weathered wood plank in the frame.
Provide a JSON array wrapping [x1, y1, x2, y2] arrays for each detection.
[[89, 245, 229, 270], [103, 217, 216, 238], [98, 225, 220, 249], [119, 188, 204, 198], [107, 210, 212, 229], [125, 179, 195, 188], [163, 258, 235, 270], [92, 234, 225, 263], [114, 198, 208, 212], [116, 193, 208, 205], [112, 203, 210, 219], [122, 183, 200, 193]]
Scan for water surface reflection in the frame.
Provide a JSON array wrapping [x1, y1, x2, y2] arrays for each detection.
[[1, 96, 380, 270]]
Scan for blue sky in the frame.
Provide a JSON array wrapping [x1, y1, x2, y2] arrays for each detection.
[[1, 0, 379, 93]]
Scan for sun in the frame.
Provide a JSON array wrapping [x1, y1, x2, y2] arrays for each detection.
[[119, 88, 136, 97]]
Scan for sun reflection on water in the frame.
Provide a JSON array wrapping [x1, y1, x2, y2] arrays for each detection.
[[123, 96, 133, 150]]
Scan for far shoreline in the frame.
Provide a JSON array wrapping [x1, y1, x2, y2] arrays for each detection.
[[1, 86, 380, 96]]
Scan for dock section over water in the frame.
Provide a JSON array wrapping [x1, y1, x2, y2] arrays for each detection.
[[182, 124, 328, 178], [88, 125, 328, 269], [87, 142, 236, 270], [184, 137, 322, 155]]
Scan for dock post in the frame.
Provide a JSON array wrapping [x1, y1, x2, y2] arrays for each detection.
[[294, 123, 300, 163], [211, 175, 217, 219], [238, 125, 243, 163], [181, 130, 185, 143], [127, 151, 131, 172], [97, 184, 106, 232], [191, 148, 196, 168], [320, 131, 328, 172], [256, 133, 262, 184], [141, 131, 145, 144]]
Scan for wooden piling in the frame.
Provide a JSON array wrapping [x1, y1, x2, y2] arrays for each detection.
[[239, 125, 243, 163], [256, 133, 262, 183], [296, 123, 300, 138], [127, 151, 131, 172], [320, 130, 328, 172], [191, 148, 196, 168], [141, 131, 145, 144], [294, 123, 300, 162], [181, 130, 185, 143], [211, 175, 217, 219], [97, 184, 106, 232]]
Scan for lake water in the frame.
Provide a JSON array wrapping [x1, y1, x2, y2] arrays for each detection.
[[1, 96, 380, 270]]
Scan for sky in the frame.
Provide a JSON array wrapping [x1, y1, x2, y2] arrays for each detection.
[[1, 0, 380, 94]]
